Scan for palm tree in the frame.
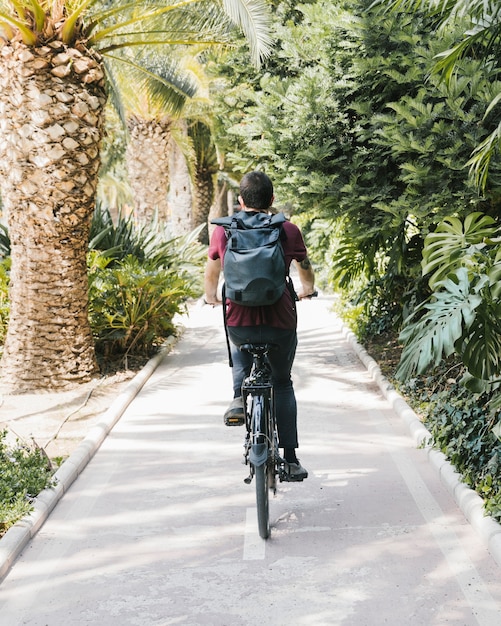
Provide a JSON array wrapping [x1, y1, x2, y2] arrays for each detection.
[[171, 52, 238, 241], [176, 53, 223, 242], [188, 120, 220, 242], [118, 54, 196, 224], [111, 46, 225, 239], [0, 0, 272, 392], [119, 45, 239, 238], [119, 47, 202, 226], [168, 120, 195, 236]]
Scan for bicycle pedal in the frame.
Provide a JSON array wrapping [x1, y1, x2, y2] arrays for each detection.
[[279, 464, 307, 482]]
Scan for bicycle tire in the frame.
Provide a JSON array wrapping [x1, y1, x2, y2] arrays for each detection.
[[268, 460, 276, 493], [255, 461, 270, 539], [252, 395, 270, 539]]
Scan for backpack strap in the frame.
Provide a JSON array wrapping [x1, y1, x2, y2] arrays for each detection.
[[210, 215, 233, 227], [221, 283, 233, 367], [211, 211, 287, 229]]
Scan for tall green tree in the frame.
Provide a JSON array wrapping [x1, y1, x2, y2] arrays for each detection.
[[0, 0, 272, 392], [212, 0, 501, 333], [386, 0, 501, 190]]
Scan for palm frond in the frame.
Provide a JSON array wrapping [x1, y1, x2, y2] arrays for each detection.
[[467, 120, 501, 191], [0, 8, 37, 44], [105, 50, 197, 116], [88, 1, 235, 50], [433, 16, 501, 83], [221, 0, 273, 65], [103, 61, 127, 126]]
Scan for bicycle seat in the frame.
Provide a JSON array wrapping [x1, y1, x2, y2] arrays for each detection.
[[239, 343, 278, 356]]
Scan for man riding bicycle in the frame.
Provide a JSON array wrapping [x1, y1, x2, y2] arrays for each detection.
[[204, 171, 315, 481]]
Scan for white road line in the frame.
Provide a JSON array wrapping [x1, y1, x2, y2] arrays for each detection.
[[375, 409, 501, 626], [243, 508, 266, 560]]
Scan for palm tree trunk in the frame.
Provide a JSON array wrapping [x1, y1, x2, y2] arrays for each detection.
[[167, 135, 193, 236], [208, 177, 229, 241], [126, 116, 171, 225], [187, 120, 219, 242], [0, 41, 106, 392], [192, 167, 215, 244]]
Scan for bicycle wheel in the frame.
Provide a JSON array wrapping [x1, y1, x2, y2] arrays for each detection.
[[255, 462, 270, 539], [251, 395, 270, 539]]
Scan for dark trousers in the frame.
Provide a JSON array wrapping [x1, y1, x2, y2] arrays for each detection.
[[227, 325, 299, 449]]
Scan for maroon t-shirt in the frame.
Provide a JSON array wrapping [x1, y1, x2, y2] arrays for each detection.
[[208, 214, 308, 329]]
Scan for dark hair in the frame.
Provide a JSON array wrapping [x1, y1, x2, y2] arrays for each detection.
[[239, 171, 273, 210]]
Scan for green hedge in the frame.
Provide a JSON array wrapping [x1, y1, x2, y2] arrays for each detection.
[[0, 431, 55, 536], [398, 367, 501, 522]]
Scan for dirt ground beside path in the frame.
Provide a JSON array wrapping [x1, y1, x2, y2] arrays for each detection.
[[0, 308, 189, 464], [0, 368, 143, 462]]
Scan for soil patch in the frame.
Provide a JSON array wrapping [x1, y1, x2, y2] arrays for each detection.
[[363, 331, 402, 380]]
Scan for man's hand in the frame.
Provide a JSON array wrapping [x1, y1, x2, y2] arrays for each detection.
[[203, 296, 222, 306], [204, 257, 222, 306], [298, 290, 318, 300], [296, 257, 315, 298]]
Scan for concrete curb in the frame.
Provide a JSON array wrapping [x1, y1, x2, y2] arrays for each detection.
[[342, 324, 501, 569], [0, 335, 177, 583]]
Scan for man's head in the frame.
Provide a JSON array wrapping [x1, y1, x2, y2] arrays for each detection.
[[239, 171, 274, 211]]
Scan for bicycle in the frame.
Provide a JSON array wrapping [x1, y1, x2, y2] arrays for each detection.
[[240, 342, 284, 539], [238, 291, 318, 539]]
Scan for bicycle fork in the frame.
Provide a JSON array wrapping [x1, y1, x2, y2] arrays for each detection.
[[243, 392, 268, 483]]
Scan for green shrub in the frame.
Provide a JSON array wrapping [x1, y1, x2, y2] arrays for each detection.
[[88, 209, 206, 361], [398, 366, 501, 522], [89, 204, 152, 261], [89, 206, 207, 271], [0, 430, 55, 536], [88, 253, 196, 358]]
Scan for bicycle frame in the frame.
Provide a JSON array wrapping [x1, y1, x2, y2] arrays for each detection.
[[241, 346, 275, 463]]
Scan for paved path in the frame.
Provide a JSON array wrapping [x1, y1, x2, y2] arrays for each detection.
[[1, 297, 501, 625]]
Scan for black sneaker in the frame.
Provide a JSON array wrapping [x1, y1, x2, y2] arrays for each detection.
[[224, 397, 245, 426], [283, 461, 308, 482]]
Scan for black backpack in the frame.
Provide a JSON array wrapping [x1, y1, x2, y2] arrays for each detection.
[[211, 210, 288, 307], [211, 210, 294, 366]]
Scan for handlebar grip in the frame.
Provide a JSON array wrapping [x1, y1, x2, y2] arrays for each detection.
[[301, 290, 318, 300]]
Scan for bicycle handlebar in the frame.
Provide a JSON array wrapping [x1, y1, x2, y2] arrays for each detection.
[[203, 290, 318, 306]]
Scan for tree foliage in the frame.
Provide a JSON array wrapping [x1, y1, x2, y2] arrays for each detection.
[[384, 0, 501, 189], [211, 0, 501, 337], [396, 212, 501, 393]]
